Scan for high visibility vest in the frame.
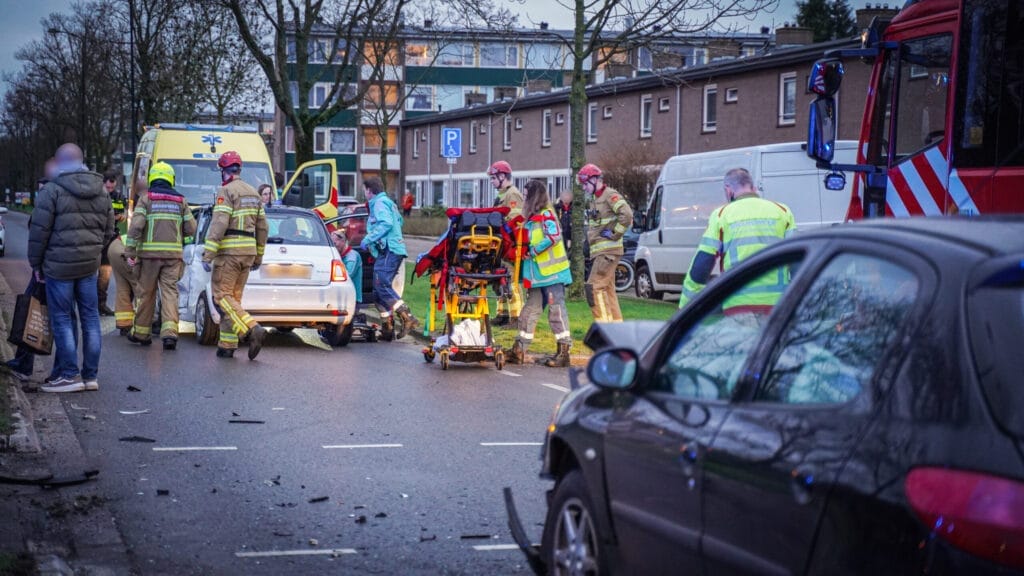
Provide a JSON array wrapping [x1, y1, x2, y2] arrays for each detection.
[[529, 210, 570, 277]]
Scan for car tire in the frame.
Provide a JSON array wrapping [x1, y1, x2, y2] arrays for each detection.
[[324, 323, 354, 347], [614, 260, 635, 292], [276, 327, 295, 333], [195, 292, 219, 346], [634, 264, 663, 301], [542, 469, 608, 576]]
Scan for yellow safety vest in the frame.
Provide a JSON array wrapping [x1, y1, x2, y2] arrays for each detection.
[[529, 211, 570, 277]]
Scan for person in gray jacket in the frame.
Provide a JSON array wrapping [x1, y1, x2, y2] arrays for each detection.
[[28, 143, 115, 393]]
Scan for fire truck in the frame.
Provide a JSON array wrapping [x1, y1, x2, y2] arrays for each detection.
[[806, 0, 1024, 220]]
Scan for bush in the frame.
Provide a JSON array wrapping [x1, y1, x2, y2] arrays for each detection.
[[418, 205, 447, 218], [403, 215, 450, 237]]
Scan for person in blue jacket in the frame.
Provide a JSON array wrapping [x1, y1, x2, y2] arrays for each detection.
[[361, 177, 420, 340]]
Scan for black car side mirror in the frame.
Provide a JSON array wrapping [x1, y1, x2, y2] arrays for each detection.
[[588, 348, 639, 390]]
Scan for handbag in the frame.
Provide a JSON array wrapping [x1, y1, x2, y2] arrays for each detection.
[[8, 283, 52, 355]]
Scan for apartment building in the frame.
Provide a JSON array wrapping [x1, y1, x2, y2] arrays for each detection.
[[400, 37, 871, 208]]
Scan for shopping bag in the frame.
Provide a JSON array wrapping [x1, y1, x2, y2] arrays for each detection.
[[8, 284, 52, 355]]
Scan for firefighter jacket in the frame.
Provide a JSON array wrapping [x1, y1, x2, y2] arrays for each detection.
[[203, 178, 268, 261], [522, 207, 572, 288], [678, 194, 796, 310], [125, 182, 197, 259], [494, 184, 523, 221], [586, 186, 633, 257]]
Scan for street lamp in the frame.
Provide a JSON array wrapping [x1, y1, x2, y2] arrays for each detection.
[[47, 26, 88, 165]]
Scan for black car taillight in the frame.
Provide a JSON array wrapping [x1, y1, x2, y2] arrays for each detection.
[[905, 467, 1024, 569]]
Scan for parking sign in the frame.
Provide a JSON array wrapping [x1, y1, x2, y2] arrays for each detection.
[[442, 128, 462, 158]]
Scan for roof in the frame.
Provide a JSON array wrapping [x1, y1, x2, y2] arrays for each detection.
[[401, 37, 859, 127]]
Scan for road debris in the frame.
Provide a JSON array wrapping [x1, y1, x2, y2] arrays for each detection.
[[355, 515, 367, 524], [308, 496, 329, 504], [119, 436, 156, 443], [229, 419, 265, 424], [82, 414, 96, 420], [119, 409, 151, 415], [69, 403, 89, 411], [156, 489, 170, 496], [127, 385, 142, 392], [460, 534, 493, 540], [374, 512, 387, 518], [309, 538, 319, 547], [419, 534, 437, 542]]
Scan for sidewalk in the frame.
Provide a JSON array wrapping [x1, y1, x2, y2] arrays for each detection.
[[0, 270, 133, 575]]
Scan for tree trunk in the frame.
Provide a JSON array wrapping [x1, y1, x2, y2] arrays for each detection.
[[294, 122, 315, 166], [567, 0, 589, 300]]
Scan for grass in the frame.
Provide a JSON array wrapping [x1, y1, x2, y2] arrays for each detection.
[[403, 266, 677, 355]]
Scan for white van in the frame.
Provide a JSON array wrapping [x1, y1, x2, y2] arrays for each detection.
[[633, 141, 857, 299]]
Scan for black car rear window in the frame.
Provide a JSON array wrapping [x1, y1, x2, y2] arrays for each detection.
[[967, 283, 1024, 438], [266, 213, 329, 246]]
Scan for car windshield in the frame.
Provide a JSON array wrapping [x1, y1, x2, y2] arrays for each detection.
[[164, 159, 273, 206], [266, 212, 330, 246]]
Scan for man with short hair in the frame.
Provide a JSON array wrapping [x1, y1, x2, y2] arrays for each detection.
[[96, 170, 126, 316], [361, 176, 419, 340], [28, 144, 115, 392], [488, 160, 524, 325], [678, 167, 795, 310]]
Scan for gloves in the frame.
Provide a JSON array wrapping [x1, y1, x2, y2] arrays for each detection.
[[251, 259, 262, 271], [202, 261, 212, 273], [125, 257, 137, 268], [33, 269, 45, 283], [600, 229, 614, 240]]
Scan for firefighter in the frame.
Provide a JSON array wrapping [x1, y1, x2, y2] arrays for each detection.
[[124, 162, 197, 350], [579, 163, 633, 323], [678, 167, 795, 310], [97, 171, 127, 316], [107, 235, 139, 336], [487, 160, 523, 325], [201, 151, 269, 359]]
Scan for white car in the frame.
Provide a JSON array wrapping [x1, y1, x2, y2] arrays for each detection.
[[178, 206, 357, 347]]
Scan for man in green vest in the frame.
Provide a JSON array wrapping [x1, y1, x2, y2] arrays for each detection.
[[679, 167, 796, 311]]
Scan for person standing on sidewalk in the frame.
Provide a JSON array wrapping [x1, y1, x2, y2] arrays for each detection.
[[96, 170, 126, 316], [28, 144, 115, 393], [361, 176, 419, 341], [125, 162, 197, 350], [579, 163, 633, 323], [202, 151, 269, 360], [507, 180, 574, 368]]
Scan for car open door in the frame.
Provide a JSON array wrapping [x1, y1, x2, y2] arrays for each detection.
[[282, 159, 338, 219]]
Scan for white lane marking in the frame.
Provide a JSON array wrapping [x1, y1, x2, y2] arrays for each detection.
[[480, 442, 543, 447], [322, 444, 404, 450], [473, 544, 522, 551], [235, 549, 357, 558], [498, 370, 522, 378], [152, 446, 237, 452], [541, 382, 569, 393], [271, 407, 286, 411]]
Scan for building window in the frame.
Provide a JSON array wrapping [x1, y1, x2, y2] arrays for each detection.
[[480, 43, 518, 68], [638, 47, 653, 71], [524, 43, 564, 68], [362, 127, 397, 153], [405, 43, 431, 66], [469, 121, 478, 153], [603, 105, 613, 119], [285, 126, 295, 153], [779, 72, 797, 125], [725, 87, 739, 103], [503, 116, 512, 151], [458, 180, 475, 207], [290, 82, 355, 109], [413, 129, 420, 158], [406, 86, 432, 111], [514, 118, 523, 130], [364, 84, 399, 109], [542, 110, 552, 147], [693, 48, 708, 66], [556, 112, 565, 125], [493, 86, 518, 102], [658, 97, 670, 112], [640, 95, 653, 138], [438, 43, 475, 66], [703, 84, 717, 132], [587, 103, 598, 142], [315, 128, 356, 154]]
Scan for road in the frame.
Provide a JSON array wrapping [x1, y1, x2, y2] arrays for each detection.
[[3, 211, 564, 575]]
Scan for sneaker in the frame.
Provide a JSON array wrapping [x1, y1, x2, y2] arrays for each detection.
[[247, 325, 267, 360], [41, 376, 85, 393], [216, 348, 235, 358], [162, 338, 177, 351], [2, 364, 30, 381], [83, 378, 99, 391], [127, 333, 152, 346]]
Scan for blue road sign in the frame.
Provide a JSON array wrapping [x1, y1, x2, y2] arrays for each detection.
[[442, 128, 462, 158]]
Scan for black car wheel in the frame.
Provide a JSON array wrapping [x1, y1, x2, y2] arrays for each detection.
[[635, 264, 664, 300], [614, 260, 635, 292], [195, 292, 219, 346], [323, 323, 354, 347], [542, 470, 606, 576]]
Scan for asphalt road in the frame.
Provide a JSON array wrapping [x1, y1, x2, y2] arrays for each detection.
[[4, 211, 566, 575]]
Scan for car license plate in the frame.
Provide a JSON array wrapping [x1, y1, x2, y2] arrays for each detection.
[[262, 264, 312, 279]]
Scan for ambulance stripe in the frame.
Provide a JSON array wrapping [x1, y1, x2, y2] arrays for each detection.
[[886, 172, 912, 218], [897, 160, 941, 215], [912, 153, 947, 213], [948, 169, 980, 215]]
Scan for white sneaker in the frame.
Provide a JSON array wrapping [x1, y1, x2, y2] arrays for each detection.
[[84, 378, 99, 391], [41, 376, 85, 393]]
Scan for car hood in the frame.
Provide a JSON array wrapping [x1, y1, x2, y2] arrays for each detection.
[[583, 320, 667, 353]]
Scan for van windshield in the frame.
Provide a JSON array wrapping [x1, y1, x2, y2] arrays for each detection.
[[164, 159, 273, 206]]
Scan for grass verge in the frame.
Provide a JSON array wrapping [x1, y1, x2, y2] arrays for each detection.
[[403, 267, 676, 355]]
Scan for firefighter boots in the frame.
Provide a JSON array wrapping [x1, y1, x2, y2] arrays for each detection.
[[507, 339, 527, 365], [247, 325, 267, 360], [381, 317, 395, 341], [541, 341, 572, 368], [216, 348, 234, 358], [163, 337, 177, 351], [395, 304, 420, 339]]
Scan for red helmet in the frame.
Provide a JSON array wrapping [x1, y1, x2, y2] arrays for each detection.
[[488, 161, 512, 177], [577, 163, 602, 184], [218, 151, 243, 169]]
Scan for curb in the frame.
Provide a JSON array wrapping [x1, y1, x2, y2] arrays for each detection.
[[0, 266, 42, 455]]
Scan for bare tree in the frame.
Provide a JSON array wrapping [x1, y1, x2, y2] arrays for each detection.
[[537, 0, 779, 297], [193, 6, 269, 122], [596, 143, 662, 210]]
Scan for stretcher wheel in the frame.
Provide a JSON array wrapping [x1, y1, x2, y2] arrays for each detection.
[[423, 348, 435, 363], [439, 350, 450, 370], [495, 351, 505, 371]]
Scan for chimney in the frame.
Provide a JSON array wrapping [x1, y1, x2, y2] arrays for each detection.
[[775, 25, 814, 46], [708, 38, 740, 60], [540, 21, 548, 30], [856, 3, 899, 33], [760, 26, 770, 34]]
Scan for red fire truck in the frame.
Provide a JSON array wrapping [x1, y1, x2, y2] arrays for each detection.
[[807, 0, 1024, 220]]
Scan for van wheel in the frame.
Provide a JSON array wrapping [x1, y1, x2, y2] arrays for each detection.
[[614, 260, 634, 292], [195, 292, 219, 346], [635, 264, 663, 300]]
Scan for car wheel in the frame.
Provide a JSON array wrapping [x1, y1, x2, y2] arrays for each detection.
[[614, 260, 634, 292], [324, 323, 354, 347], [276, 327, 295, 333], [195, 292, 219, 346], [635, 264, 663, 301], [542, 469, 607, 576]]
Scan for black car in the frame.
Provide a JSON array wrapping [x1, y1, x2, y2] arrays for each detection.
[[508, 217, 1024, 575]]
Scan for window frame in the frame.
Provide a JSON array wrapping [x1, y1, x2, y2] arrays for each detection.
[[542, 109, 552, 147], [778, 72, 798, 126], [503, 116, 512, 151], [469, 121, 478, 153], [412, 128, 420, 159], [640, 94, 653, 138], [587, 103, 599, 142], [315, 127, 357, 154], [702, 84, 718, 132]]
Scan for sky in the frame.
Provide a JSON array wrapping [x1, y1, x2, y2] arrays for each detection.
[[0, 0, 876, 94]]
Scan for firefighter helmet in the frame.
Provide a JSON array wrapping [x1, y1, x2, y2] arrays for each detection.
[[488, 160, 512, 177], [147, 161, 175, 187], [577, 163, 602, 185], [217, 151, 243, 169]]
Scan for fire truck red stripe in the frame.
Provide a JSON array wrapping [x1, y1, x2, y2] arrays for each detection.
[[912, 154, 947, 213], [889, 168, 924, 216]]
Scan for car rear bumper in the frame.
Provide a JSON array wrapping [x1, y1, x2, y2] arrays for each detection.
[[242, 283, 355, 326]]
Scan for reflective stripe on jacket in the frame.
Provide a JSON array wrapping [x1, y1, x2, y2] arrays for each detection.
[[125, 183, 197, 259], [586, 186, 633, 256], [203, 178, 268, 259], [523, 207, 572, 288]]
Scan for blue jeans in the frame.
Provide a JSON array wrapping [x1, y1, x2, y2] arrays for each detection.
[[45, 274, 101, 380], [373, 250, 404, 313]]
